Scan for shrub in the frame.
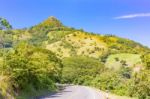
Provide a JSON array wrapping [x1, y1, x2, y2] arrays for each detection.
[[1, 42, 62, 98]]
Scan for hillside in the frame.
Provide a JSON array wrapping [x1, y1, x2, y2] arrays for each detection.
[[0, 17, 150, 99], [30, 17, 149, 59], [2, 16, 148, 57]]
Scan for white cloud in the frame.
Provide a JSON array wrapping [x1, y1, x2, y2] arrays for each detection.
[[114, 13, 150, 19]]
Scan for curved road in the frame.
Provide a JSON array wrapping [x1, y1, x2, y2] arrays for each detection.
[[39, 85, 106, 99]]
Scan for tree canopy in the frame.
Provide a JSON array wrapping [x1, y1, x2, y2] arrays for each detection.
[[0, 17, 12, 30]]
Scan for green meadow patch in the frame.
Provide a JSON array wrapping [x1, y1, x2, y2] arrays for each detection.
[[105, 53, 142, 70]]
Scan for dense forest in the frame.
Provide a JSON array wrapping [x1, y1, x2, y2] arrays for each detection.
[[0, 17, 149, 99]]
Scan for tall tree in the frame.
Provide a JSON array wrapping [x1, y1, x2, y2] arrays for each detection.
[[0, 17, 12, 30]]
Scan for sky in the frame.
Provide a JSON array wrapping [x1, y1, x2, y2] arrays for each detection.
[[0, 0, 150, 47]]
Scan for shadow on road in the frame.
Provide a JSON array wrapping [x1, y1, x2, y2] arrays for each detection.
[[36, 84, 72, 99]]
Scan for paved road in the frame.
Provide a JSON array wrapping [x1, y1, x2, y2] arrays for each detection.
[[39, 85, 106, 99]]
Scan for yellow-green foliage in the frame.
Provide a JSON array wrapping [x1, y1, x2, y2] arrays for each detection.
[[32, 16, 62, 31], [105, 53, 142, 71], [46, 41, 71, 58], [0, 42, 62, 98], [141, 52, 150, 69], [101, 35, 149, 54], [12, 30, 31, 41], [47, 31, 72, 43], [0, 57, 3, 75], [62, 56, 104, 84], [129, 70, 150, 99], [46, 32, 107, 58], [0, 76, 14, 99]]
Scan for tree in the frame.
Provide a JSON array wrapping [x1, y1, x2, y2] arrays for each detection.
[[0, 17, 12, 30], [2, 42, 62, 97], [0, 18, 13, 48], [62, 56, 104, 84]]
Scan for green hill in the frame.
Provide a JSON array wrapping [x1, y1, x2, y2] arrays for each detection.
[[3, 16, 148, 57], [0, 17, 150, 99]]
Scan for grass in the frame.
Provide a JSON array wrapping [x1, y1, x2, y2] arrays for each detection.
[[46, 32, 108, 58], [16, 85, 58, 99], [105, 53, 142, 71], [92, 86, 137, 99], [47, 31, 72, 43], [109, 94, 137, 99], [16, 90, 50, 99], [97, 89, 136, 99], [0, 75, 14, 99]]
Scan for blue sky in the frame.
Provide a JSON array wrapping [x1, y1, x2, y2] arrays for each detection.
[[0, 0, 150, 47]]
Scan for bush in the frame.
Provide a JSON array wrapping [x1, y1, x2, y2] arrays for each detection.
[[1, 42, 62, 98], [62, 56, 104, 84], [128, 70, 150, 99]]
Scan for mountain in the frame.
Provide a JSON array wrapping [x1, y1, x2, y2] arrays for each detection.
[[0, 17, 150, 99], [10, 17, 148, 74], [3, 17, 150, 69]]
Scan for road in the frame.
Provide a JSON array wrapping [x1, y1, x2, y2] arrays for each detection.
[[38, 85, 106, 99]]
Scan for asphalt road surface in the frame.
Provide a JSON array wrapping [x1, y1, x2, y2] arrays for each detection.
[[39, 85, 106, 99]]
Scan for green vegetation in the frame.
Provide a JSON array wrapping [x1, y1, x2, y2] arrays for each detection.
[[128, 70, 150, 99], [62, 56, 104, 84], [0, 17, 12, 30], [105, 53, 142, 71], [141, 52, 150, 69], [0, 17, 149, 99], [0, 42, 62, 99]]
